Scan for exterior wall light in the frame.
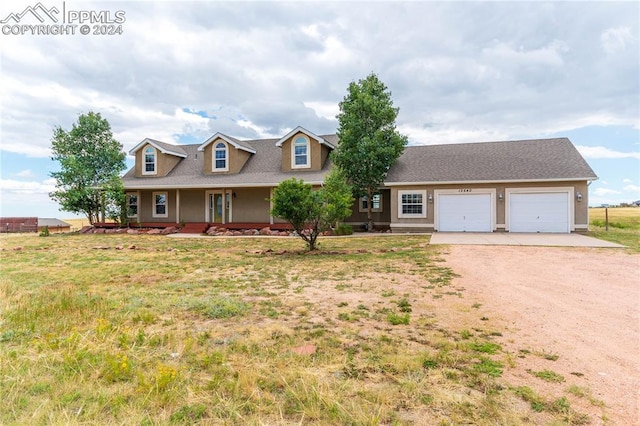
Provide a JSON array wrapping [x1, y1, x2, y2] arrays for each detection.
[[428, 193, 433, 203], [576, 191, 582, 202], [498, 193, 504, 202]]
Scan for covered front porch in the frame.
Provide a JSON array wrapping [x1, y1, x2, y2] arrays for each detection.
[[124, 187, 289, 227]]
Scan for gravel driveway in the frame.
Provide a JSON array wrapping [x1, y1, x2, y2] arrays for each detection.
[[441, 245, 639, 425]]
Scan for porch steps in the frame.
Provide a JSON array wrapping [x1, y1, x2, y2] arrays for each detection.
[[178, 223, 210, 234]]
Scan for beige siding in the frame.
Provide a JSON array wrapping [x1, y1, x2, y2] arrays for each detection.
[[137, 190, 177, 223], [134, 144, 181, 177], [179, 190, 206, 222], [202, 140, 252, 175], [232, 188, 272, 222], [389, 181, 590, 233], [280, 132, 326, 172]]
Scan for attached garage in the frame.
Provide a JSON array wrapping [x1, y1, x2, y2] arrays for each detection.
[[437, 193, 493, 232], [508, 191, 570, 233]]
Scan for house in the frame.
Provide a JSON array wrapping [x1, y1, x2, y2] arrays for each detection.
[[37, 218, 72, 233], [122, 126, 597, 233]]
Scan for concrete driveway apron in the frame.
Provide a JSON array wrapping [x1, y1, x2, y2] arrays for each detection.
[[429, 233, 625, 248]]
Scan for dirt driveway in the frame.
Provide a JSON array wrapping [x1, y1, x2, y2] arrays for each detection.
[[441, 245, 639, 425]]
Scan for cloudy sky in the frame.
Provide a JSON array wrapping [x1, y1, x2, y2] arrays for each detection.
[[1, 1, 638, 218]]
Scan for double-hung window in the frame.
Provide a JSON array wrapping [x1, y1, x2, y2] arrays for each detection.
[[398, 190, 426, 218], [153, 192, 168, 218], [292, 136, 309, 168], [360, 193, 382, 212], [214, 142, 228, 171], [143, 147, 156, 175], [126, 193, 138, 218]]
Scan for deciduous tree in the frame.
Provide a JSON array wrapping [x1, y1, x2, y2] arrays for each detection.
[[50, 112, 126, 224], [271, 169, 353, 251], [333, 73, 408, 231]]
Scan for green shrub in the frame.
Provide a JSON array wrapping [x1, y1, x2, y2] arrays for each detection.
[[334, 224, 353, 235], [39, 226, 50, 237], [387, 312, 410, 325]]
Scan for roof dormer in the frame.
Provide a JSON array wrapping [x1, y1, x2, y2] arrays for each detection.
[[275, 126, 335, 172], [129, 138, 187, 177], [198, 133, 256, 175]]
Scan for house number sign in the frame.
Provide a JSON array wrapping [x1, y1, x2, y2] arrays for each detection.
[[458, 189, 472, 192]]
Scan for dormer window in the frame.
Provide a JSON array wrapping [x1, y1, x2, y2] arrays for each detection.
[[214, 142, 228, 171], [143, 146, 156, 175], [292, 136, 309, 168]]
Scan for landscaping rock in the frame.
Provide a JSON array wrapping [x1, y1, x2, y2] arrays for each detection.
[[93, 228, 105, 234], [126, 229, 139, 234], [147, 229, 162, 235], [259, 227, 271, 235], [79, 226, 93, 234], [161, 226, 178, 235]]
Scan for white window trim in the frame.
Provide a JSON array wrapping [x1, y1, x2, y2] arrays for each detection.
[[213, 142, 229, 172], [142, 146, 157, 175], [291, 135, 310, 169], [359, 193, 383, 213], [398, 190, 427, 218], [126, 192, 139, 218], [152, 191, 168, 218]]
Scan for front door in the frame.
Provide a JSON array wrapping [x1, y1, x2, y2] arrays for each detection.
[[207, 191, 232, 224], [209, 193, 223, 223]]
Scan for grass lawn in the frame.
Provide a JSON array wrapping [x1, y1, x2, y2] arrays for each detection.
[[1, 233, 597, 424], [588, 207, 640, 252]]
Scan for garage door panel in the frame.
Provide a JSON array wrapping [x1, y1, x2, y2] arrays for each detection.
[[509, 192, 569, 233], [438, 194, 492, 232]]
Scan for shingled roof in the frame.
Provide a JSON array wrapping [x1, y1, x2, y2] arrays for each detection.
[[385, 138, 597, 184], [123, 135, 596, 189], [123, 135, 337, 189]]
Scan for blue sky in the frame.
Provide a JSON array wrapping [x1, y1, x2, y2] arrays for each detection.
[[1, 1, 638, 218]]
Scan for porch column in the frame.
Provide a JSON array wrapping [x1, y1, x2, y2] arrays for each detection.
[[176, 189, 180, 224], [269, 187, 274, 225]]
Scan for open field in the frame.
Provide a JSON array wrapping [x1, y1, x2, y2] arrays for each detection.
[[588, 207, 640, 251], [1, 233, 636, 424]]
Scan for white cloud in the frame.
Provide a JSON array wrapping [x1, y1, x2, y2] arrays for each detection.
[[15, 169, 34, 178], [0, 178, 56, 195], [575, 146, 640, 160], [623, 184, 640, 193], [601, 26, 634, 54], [592, 187, 621, 196], [0, 178, 58, 217], [600, 180, 609, 185], [303, 101, 339, 121], [623, 178, 633, 184], [482, 39, 569, 67]]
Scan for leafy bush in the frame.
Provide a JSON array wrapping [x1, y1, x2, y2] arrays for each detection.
[[334, 224, 353, 235], [39, 226, 50, 237]]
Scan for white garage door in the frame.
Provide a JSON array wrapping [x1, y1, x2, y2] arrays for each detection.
[[438, 193, 492, 232], [509, 192, 569, 233]]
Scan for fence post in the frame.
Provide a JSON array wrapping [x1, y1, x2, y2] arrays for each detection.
[[605, 207, 609, 231]]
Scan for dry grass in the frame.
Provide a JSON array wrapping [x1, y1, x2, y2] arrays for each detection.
[[0, 233, 593, 424], [588, 207, 640, 251]]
